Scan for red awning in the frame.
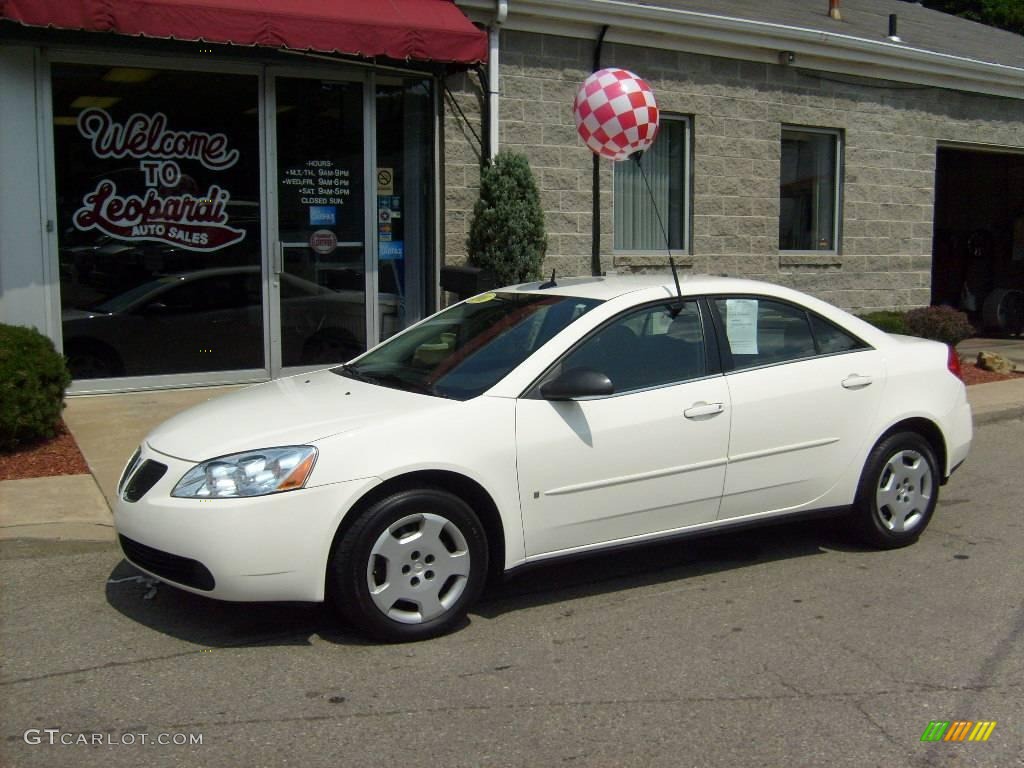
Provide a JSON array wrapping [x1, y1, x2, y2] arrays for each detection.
[[0, 0, 487, 64]]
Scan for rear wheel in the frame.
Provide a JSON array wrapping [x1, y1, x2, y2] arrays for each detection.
[[330, 488, 488, 642], [851, 432, 939, 549]]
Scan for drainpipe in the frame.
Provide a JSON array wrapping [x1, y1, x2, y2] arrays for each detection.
[[488, 0, 508, 161]]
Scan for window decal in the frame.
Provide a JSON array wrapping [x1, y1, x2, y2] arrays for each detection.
[[71, 108, 245, 252]]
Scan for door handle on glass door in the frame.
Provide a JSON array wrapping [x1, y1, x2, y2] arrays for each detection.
[[842, 374, 873, 389], [684, 402, 724, 419]]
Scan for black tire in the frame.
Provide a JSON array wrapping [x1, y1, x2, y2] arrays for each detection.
[[850, 432, 939, 549], [330, 488, 488, 642]]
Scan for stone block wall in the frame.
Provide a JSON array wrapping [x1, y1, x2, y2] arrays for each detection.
[[443, 29, 1024, 311]]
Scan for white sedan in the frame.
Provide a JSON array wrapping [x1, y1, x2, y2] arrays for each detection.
[[114, 275, 972, 641]]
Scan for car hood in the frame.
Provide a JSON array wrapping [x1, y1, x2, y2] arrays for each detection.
[[146, 369, 451, 462]]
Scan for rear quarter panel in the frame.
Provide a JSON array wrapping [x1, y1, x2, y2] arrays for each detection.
[[866, 335, 972, 477]]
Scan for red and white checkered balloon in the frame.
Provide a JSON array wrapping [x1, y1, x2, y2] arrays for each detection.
[[573, 68, 659, 161]]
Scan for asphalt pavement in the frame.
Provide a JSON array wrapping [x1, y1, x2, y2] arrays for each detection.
[[1, 417, 1021, 768]]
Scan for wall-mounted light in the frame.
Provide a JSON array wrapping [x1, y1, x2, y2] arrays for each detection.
[[779, 51, 796, 65]]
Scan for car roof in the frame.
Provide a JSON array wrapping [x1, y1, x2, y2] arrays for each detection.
[[500, 274, 800, 301]]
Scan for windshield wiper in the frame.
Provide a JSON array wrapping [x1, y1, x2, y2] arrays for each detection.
[[365, 372, 438, 396], [335, 363, 372, 383], [335, 365, 451, 399]]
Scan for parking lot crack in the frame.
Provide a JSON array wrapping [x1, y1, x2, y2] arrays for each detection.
[[0, 631, 316, 687], [43, 682, 1024, 736], [851, 698, 913, 762]]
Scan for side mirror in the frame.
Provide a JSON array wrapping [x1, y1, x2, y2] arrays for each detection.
[[540, 367, 614, 401]]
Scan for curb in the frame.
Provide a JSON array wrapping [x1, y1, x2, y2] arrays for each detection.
[[973, 405, 1024, 426]]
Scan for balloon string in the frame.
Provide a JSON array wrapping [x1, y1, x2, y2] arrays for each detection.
[[632, 152, 672, 259]]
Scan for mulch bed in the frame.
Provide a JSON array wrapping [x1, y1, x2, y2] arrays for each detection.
[[959, 361, 1023, 387], [0, 420, 90, 481]]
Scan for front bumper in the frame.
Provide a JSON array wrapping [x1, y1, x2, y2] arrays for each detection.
[[113, 444, 379, 602]]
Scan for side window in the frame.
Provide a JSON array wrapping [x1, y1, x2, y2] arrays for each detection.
[[809, 313, 865, 354], [148, 280, 209, 314], [714, 297, 815, 370], [556, 302, 707, 393]]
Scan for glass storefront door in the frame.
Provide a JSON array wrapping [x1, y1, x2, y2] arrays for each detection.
[[273, 77, 367, 369]]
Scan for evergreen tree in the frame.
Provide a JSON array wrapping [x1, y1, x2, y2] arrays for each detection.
[[467, 153, 547, 286]]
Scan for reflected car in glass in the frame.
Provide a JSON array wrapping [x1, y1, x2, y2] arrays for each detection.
[[62, 266, 369, 378], [113, 275, 972, 641]]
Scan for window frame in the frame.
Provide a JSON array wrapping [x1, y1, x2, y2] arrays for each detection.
[[522, 296, 722, 400], [707, 294, 871, 374], [779, 125, 844, 254], [612, 114, 692, 255]]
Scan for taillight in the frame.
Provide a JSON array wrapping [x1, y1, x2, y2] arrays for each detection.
[[947, 345, 963, 381]]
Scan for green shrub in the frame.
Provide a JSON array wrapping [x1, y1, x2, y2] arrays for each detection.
[[857, 311, 907, 335], [903, 306, 975, 346], [0, 324, 71, 451], [467, 152, 547, 286]]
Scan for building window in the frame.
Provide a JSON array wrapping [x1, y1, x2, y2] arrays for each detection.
[[779, 127, 841, 251], [614, 116, 689, 251]]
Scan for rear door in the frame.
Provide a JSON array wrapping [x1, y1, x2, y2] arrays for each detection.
[[711, 296, 886, 519]]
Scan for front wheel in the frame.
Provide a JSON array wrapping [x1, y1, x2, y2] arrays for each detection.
[[850, 432, 939, 549], [330, 488, 488, 642]]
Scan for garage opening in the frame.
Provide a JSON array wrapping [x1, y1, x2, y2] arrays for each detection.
[[931, 146, 1024, 334]]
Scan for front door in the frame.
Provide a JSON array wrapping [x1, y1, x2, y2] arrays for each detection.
[[516, 300, 731, 557]]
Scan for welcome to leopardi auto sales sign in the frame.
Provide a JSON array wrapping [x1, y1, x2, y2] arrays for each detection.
[[72, 108, 246, 252]]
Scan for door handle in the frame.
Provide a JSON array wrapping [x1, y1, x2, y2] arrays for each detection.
[[684, 402, 724, 419], [842, 374, 873, 389], [273, 241, 284, 277]]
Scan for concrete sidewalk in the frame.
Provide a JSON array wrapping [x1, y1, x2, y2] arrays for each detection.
[[0, 385, 240, 543], [1, 374, 1022, 543], [62, 385, 243, 510]]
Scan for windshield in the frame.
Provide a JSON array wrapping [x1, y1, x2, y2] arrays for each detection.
[[88, 276, 182, 314], [333, 292, 602, 400]]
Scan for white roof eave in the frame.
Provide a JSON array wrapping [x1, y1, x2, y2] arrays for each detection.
[[459, 0, 1024, 100]]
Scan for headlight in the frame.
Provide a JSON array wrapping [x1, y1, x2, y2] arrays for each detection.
[[171, 446, 318, 499]]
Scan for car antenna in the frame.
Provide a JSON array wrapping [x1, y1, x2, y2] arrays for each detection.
[[539, 269, 557, 289], [668, 257, 684, 317], [633, 151, 683, 316]]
